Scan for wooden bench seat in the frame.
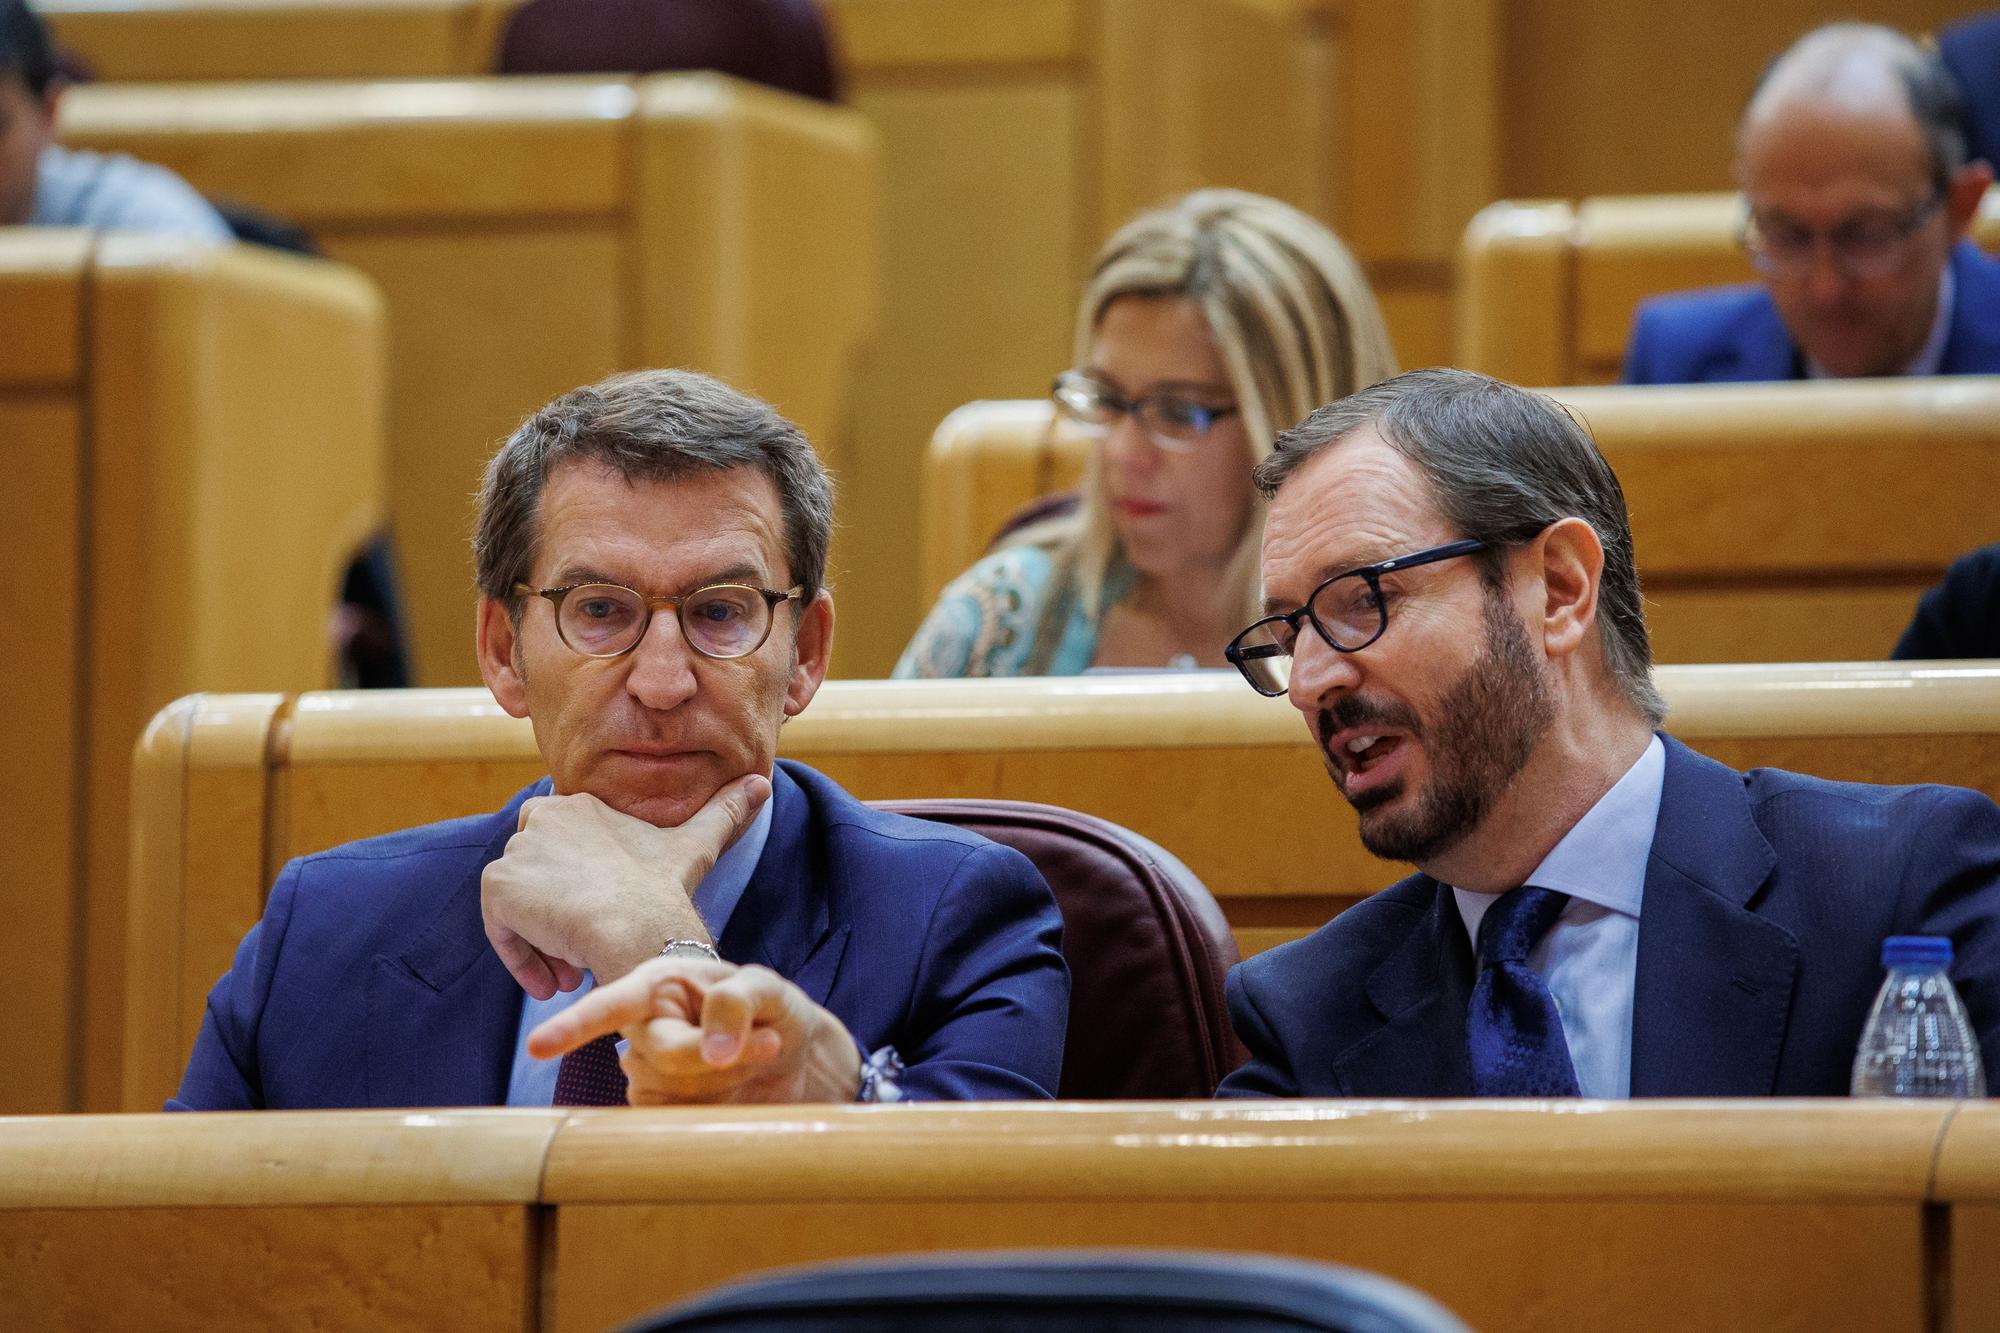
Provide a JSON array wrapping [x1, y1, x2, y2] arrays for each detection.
[[0, 230, 385, 1113], [1459, 188, 2000, 386], [57, 71, 880, 684]]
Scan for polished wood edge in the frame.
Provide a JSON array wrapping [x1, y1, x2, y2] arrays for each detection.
[[59, 73, 644, 134], [0, 1110, 566, 1208], [7, 1102, 1971, 1210], [254, 664, 2000, 765], [1460, 198, 1574, 254], [533, 1100, 1953, 1203], [949, 381, 2000, 449], [39, 0, 488, 13]]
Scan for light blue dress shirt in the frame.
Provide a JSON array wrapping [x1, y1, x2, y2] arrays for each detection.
[[1452, 736, 1664, 1099], [504, 788, 778, 1106], [31, 145, 233, 241]]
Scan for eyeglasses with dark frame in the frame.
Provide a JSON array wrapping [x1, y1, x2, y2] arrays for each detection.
[[513, 580, 804, 660], [1224, 539, 1489, 696], [1738, 190, 1946, 281], [1050, 370, 1240, 453]]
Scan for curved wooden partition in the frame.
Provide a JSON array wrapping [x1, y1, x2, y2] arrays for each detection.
[[1459, 188, 2000, 386], [121, 665, 2000, 1109], [919, 381, 2000, 664], [0, 231, 384, 1115], [56, 72, 879, 685], [2, 1100, 1987, 1332]]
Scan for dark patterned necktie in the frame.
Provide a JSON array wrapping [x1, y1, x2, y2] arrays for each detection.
[[552, 1034, 628, 1106], [1467, 886, 1582, 1097]]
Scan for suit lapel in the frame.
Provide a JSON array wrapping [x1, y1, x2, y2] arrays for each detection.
[[1941, 243, 2000, 375], [366, 785, 545, 1108], [1332, 882, 1477, 1096], [718, 765, 847, 1003], [1629, 739, 1800, 1096], [1726, 296, 1805, 381]]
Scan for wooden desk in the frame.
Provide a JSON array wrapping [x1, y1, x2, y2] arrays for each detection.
[[2, 1101, 1981, 1332], [918, 381, 2000, 665], [0, 230, 384, 1114], [122, 664, 2000, 1110], [57, 72, 880, 685]]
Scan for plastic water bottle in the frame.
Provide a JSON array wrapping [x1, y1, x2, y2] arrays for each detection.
[[1851, 936, 1986, 1097]]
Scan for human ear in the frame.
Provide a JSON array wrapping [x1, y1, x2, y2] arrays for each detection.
[[782, 591, 835, 718], [1948, 162, 1995, 235], [1532, 517, 1605, 662], [476, 596, 530, 719]]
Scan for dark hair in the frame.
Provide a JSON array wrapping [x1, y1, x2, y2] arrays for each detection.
[[0, 1, 57, 98], [474, 369, 834, 613], [1255, 368, 1667, 726], [1747, 24, 1971, 192]]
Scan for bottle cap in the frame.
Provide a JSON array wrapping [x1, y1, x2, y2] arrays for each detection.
[[1882, 935, 1953, 969]]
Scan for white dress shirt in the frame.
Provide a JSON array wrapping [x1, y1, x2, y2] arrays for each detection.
[[1451, 736, 1665, 1098], [504, 788, 778, 1106]]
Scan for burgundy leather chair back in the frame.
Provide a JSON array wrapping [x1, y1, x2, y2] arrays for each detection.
[[876, 799, 1246, 1099], [497, 0, 840, 103]]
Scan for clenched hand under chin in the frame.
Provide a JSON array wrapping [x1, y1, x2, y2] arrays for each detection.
[[479, 773, 771, 997]]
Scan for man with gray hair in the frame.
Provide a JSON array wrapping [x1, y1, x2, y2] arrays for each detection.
[[1218, 368, 2000, 1097], [1623, 22, 2000, 383], [174, 369, 1068, 1109]]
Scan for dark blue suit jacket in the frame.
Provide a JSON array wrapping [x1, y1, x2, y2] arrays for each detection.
[[1941, 14, 2000, 172], [1620, 241, 2000, 384], [173, 760, 1069, 1108], [1220, 737, 2000, 1097]]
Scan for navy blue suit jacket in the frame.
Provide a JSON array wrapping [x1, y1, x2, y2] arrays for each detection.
[[1220, 737, 2000, 1097], [1620, 241, 2000, 384], [173, 760, 1069, 1108]]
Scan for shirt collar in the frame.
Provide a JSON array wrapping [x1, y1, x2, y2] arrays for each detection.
[[1805, 263, 1955, 379], [1452, 734, 1664, 936], [694, 779, 777, 940]]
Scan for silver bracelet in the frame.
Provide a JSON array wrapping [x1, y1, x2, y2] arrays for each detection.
[[856, 1045, 905, 1103], [658, 938, 720, 962]]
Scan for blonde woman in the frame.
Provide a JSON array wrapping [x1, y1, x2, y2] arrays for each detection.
[[894, 188, 1398, 678]]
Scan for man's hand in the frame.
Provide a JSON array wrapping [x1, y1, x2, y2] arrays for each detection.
[[480, 774, 770, 998], [525, 957, 864, 1104]]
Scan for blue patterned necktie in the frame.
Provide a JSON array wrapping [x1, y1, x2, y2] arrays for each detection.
[[1467, 886, 1582, 1097], [552, 1034, 628, 1106]]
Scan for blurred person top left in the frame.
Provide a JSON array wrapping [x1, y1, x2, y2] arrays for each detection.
[[0, 0, 229, 238]]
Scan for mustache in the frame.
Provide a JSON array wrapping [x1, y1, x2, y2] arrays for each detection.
[[1315, 695, 1422, 749]]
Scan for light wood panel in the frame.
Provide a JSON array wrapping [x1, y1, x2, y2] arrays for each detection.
[[1499, 0, 1987, 201], [120, 663, 2000, 1108], [0, 397, 85, 1122], [0, 1108, 557, 1331], [41, 0, 1496, 672], [917, 381, 2000, 665], [39, 0, 510, 81], [10, 1101, 1993, 1331], [0, 232, 384, 1116], [58, 73, 880, 685], [541, 1100, 1943, 1333], [1461, 189, 2000, 385]]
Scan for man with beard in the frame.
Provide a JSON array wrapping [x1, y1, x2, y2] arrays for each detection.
[[1215, 368, 2000, 1098]]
